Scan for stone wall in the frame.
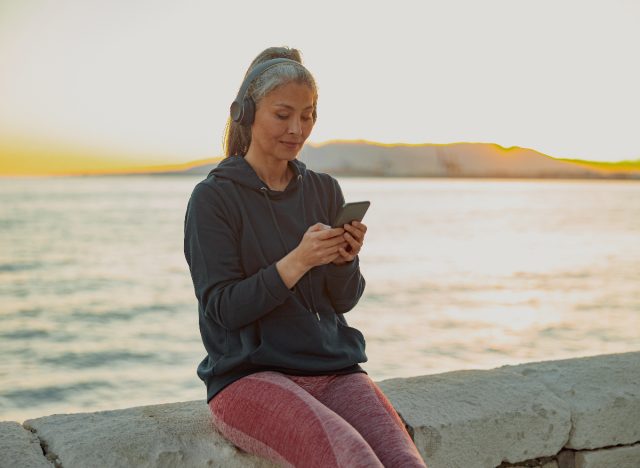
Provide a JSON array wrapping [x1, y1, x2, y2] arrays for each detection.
[[1, 351, 638, 468]]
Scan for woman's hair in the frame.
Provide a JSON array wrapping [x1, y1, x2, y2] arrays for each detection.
[[222, 46, 318, 158]]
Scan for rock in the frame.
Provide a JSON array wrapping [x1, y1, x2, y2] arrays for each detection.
[[499, 351, 640, 449], [23, 400, 278, 468], [377, 368, 571, 468], [0, 421, 53, 468], [575, 441, 640, 468]]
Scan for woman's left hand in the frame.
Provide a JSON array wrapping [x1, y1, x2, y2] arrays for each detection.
[[331, 220, 367, 265]]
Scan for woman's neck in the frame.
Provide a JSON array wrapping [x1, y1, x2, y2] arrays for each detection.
[[244, 152, 292, 191]]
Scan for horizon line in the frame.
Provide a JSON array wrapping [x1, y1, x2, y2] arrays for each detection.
[[1, 138, 639, 177]]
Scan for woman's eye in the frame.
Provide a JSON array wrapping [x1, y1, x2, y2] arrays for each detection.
[[276, 114, 312, 121]]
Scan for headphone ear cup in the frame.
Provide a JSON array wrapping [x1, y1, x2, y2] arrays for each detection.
[[240, 96, 255, 126], [229, 99, 242, 124]]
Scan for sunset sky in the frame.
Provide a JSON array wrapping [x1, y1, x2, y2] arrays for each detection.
[[1, 0, 639, 174]]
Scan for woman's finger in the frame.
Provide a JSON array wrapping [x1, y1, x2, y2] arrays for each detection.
[[344, 233, 362, 249], [344, 232, 361, 248], [353, 220, 367, 234], [344, 224, 365, 243], [342, 235, 361, 257], [338, 246, 355, 260]]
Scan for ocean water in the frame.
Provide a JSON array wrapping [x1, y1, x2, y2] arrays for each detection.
[[1, 175, 639, 423]]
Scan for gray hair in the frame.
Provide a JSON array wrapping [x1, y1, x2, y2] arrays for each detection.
[[223, 46, 318, 158], [247, 62, 317, 114]]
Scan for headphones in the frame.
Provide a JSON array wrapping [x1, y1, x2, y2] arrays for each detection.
[[229, 57, 314, 127]]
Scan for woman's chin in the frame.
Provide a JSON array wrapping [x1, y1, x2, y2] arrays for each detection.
[[279, 149, 301, 160]]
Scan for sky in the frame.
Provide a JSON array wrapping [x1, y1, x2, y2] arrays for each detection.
[[0, 0, 639, 173]]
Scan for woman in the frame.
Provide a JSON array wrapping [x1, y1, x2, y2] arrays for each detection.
[[184, 46, 427, 468]]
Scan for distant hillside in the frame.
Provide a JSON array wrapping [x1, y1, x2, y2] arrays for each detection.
[[555, 157, 640, 174], [165, 141, 640, 179]]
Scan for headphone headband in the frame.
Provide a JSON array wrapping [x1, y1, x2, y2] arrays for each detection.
[[229, 57, 308, 125]]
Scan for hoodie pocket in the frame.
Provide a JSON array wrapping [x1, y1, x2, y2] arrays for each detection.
[[249, 307, 367, 369], [337, 320, 367, 354]]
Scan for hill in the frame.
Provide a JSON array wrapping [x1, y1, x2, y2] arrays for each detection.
[[171, 141, 640, 179]]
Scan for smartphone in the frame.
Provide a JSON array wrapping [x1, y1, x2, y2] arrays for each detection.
[[332, 201, 370, 228]]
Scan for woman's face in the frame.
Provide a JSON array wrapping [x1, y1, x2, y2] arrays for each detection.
[[250, 81, 315, 162]]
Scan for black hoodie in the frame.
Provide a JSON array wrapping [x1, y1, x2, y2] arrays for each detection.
[[184, 155, 368, 403]]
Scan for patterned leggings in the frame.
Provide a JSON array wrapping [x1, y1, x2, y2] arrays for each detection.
[[208, 370, 428, 467]]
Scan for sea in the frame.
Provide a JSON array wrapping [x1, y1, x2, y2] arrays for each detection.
[[1, 175, 639, 423]]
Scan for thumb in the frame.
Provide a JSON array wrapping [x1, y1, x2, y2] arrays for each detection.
[[308, 222, 330, 232]]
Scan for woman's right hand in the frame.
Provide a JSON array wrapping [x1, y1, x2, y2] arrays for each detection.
[[294, 223, 347, 270], [276, 223, 347, 290]]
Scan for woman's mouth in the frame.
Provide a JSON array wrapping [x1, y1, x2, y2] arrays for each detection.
[[281, 141, 300, 149]]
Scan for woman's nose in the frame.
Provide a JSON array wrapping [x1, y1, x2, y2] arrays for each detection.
[[288, 116, 302, 135]]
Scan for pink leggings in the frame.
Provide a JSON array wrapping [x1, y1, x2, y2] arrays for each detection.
[[208, 370, 427, 467]]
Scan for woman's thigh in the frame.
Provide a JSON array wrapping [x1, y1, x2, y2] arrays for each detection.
[[208, 371, 384, 468], [301, 372, 427, 468]]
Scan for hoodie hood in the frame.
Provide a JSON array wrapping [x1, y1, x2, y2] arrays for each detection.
[[208, 155, 308, 197], [207, 154, 309, 247]]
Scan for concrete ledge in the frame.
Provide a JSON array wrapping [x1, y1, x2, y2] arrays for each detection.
[[574, 442, 640, 468], [22, 401, 276, 468], [0, 421, 54, 468], [499, 352, 640, 449], [1, 351, 638, 468], [377, 368, 571, 467]]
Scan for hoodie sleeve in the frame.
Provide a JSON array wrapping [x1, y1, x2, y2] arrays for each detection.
[[184, 182, 294, 331], [323, 176, 366, 314]]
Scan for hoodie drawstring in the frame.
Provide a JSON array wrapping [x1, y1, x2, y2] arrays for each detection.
[[260, 175, 321, 322]]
